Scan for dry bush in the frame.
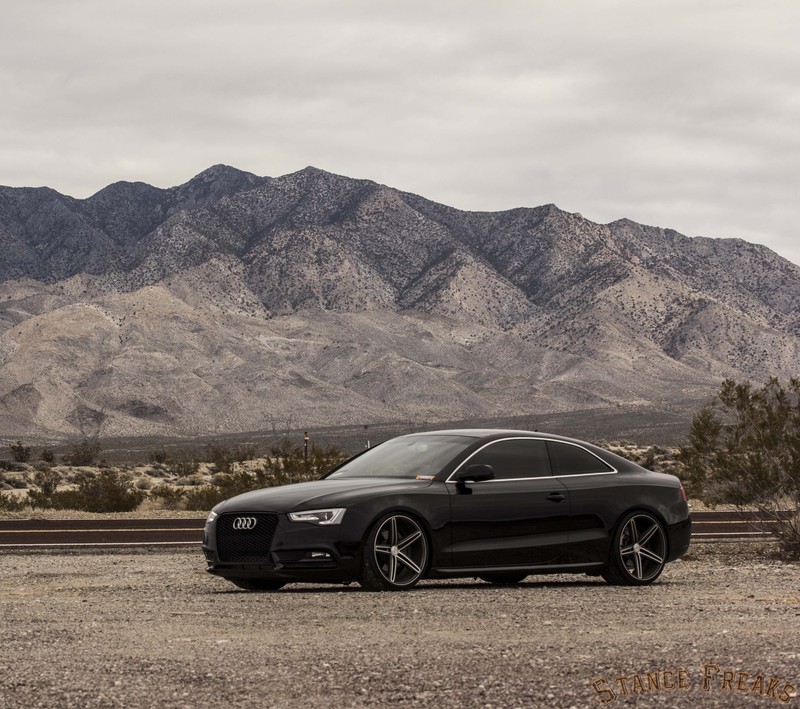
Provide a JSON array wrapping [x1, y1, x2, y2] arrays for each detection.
[[29, 469, 145, 513], [679, 377, 800, 559]]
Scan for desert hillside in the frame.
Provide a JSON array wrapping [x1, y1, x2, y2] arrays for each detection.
[[1, 165, 798, 440]]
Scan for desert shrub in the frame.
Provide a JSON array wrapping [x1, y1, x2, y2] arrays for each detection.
[[25, 488, 48, 509], [0, 460, 26, 472], [224, 469, 272, 494], [183, 485, 229, 511], [134, 477, 152, 490], [0, 491, 26, 511], [167, 452, 201, 477], [3, 474, 28, 489], [149, 448, 169, 465], [261, 438, 347, 486], [205, 443, 234, 474], [33, 468, 62, 496], [150, 485, 186, 510], [39, 448, 55, 463], [9, 441, 31, 463], [210, 472, 229, 486], [29, 469, 145, 512], [601, 443, 678, 474], [63, 439, 102, 467], [205, 442, 258, 474], [309, 443, 348, 476], [181, 469, 268, 511], [237, 445, 258, 463], [74, 469, 144, 512], [180, 440, 348, 511], [679, 377, 800, 558], [174, 474, 205, 487]]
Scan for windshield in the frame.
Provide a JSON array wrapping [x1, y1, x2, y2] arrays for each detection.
[[326, 434, 477, 480]]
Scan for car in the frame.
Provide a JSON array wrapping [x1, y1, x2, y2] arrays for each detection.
[[202, 429, 691, 591]]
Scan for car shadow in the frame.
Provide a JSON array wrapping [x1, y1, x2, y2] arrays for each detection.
[[208, 577, 681, 594]]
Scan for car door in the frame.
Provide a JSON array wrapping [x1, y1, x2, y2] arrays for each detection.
[[445, 438, 571, 568], [546, 440, 620, 563]]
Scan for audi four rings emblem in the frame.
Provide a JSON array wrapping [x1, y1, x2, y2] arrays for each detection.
[[232, 516, 258, 530]]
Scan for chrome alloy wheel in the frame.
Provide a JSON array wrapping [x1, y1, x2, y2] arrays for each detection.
[[371, 514, 428, 588], [618, 513, 667, 582]]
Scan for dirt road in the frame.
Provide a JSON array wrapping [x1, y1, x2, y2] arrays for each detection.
[[1, 544, 797, 708]]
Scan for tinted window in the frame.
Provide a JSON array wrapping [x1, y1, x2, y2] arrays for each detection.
[[547, 442, 613, 475], [327, 434, 476, 479], [467, 439, 551, 480]]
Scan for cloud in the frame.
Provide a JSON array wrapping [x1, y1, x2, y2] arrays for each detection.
[[1, 0, 798, 264]]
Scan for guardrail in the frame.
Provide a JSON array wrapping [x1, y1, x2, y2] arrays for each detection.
[[0, 518, 205, 548], [0, 511, 790, 549]]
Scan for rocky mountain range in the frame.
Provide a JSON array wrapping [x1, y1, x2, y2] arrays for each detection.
[[1, 165, 799, 442]]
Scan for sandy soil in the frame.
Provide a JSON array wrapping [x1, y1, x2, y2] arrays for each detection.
[[1, 543, 798, 708]]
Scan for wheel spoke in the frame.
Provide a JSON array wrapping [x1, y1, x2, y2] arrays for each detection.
[[633, 552, 643, 578], [626, 519, 639, 543], [639, 548, 664, 564], [390, 517, 398, 546], [375, 545, 393, 555], [396, 551, 421, 574], [638, 524, 659, 546], [397, 530, 422, 550], [620, 544, 636, 556]]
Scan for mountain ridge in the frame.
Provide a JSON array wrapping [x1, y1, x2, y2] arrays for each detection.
[[0, 166, 798, 441]]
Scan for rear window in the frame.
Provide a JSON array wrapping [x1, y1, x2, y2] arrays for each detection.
[[547, 441, 614, 475]]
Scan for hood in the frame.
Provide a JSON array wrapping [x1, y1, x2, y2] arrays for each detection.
[[214, 477, 435, 514]]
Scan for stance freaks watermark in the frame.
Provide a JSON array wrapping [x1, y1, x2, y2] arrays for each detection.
[[592, 664, 797, 704]]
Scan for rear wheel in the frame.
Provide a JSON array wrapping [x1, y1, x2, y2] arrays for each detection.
[[478, 573, 528, 585], [359, 513, 429, 591], [602, 512, 667, 586], [229, 578, 286, 592]]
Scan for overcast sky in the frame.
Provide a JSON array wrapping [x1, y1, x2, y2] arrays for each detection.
[[1, 0, 798, 264]]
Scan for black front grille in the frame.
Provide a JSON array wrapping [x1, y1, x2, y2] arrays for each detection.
[[216, 513, 279, 564]]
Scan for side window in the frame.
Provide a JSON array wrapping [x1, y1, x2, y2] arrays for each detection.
[[547, 442, 613, 475], [467, 439, 551, 480]]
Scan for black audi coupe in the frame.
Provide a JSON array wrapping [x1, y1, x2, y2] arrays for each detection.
[[203, 430, 691, 591]]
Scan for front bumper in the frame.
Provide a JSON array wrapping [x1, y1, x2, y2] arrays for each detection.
[[203, 511, 362, 584]]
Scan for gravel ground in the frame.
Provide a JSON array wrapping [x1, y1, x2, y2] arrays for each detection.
[[1, 543, 798, 709]]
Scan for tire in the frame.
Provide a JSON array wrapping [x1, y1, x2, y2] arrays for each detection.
[[229, 578, 286, 592], [358, 513, 429, 591], [602, 511, 667, 586], [478, 573, 528, 585]]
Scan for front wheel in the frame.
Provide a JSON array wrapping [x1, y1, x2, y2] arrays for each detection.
[[358, 514, 429, 591], [602, 512, 667, 586]]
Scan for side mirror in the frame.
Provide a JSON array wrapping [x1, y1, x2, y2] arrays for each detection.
[[456, 464, 495, 484]]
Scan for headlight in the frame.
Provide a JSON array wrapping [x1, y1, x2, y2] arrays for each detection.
[[206, 510, 218, 524], [288, 508, 346, 525]]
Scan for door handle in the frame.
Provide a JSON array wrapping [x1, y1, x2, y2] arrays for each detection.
[[546, 493, 566, 503]]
